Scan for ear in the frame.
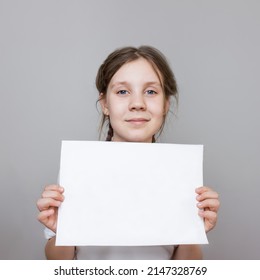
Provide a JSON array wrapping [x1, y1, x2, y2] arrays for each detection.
[[99, 93, 109, 116]]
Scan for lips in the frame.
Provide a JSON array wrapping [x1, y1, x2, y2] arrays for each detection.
[[125, 118, 150, 124]]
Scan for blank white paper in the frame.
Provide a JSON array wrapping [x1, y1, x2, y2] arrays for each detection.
[[56, 141, 208, 246]]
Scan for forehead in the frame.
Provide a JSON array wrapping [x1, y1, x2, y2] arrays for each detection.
[[109, 58, 162, 86]]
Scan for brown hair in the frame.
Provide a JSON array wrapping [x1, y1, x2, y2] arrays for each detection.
[[96, 46, 178, 141]]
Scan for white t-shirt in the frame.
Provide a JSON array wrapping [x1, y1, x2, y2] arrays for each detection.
[[44, 228, 175, 260]]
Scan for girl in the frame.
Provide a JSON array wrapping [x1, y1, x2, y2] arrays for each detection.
[[37, 46, 220, 260]]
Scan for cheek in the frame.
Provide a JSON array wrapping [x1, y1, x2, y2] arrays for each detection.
[[149, 100, 165, 116], [107, 99, 126, 117]]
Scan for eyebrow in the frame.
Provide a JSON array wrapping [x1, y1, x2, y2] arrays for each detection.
[[110, 81, 162, 89]]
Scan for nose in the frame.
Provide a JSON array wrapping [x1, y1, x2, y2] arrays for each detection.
[[128, 92, 146, 111]]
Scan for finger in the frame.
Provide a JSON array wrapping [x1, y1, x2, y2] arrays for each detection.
[[37, 208, 55, 224], [195, 186, 212, 194], [44, 185, 64, 193], [36, 197, 62, 211], [41, 190, 64, 201], [196, 190, 219, 201], [37, 208, 57, 232], [199, 210, 217, 230], [197, 198, 220, 211]]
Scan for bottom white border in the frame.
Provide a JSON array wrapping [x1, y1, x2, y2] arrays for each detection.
[[1, 260, 259, 279]]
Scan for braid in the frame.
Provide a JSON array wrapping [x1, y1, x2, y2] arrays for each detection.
[[106, 123, 113, 141]]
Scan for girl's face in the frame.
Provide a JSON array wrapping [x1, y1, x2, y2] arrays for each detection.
[[100, 58, 169, 142]]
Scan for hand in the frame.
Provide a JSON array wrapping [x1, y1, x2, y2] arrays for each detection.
[[36, 184, 64, 233], [196, 186, 220, 233]]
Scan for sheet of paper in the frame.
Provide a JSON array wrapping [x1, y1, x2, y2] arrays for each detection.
[[56, 141, 208, 246]]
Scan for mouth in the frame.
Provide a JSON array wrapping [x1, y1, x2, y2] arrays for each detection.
[[125, 118, 150, 124]]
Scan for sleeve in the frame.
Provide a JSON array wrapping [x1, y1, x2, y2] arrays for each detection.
[[44, 227, 56, 240]]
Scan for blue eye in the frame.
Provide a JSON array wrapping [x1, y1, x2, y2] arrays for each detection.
[[117, 90, 128, 95], [146, 90, 157, 95]]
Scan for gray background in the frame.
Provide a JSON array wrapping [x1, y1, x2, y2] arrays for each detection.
[[0, 0, 259, 259]]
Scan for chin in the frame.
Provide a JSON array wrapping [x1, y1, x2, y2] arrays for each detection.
[[113, 129, 156, 143], [124, 134, 153, 143]]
